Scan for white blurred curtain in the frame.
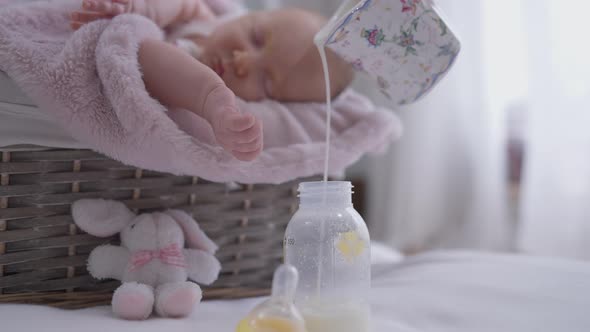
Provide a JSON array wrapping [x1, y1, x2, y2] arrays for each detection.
[[261, 0, 512, 251], [368, 0, 590, 256], [259, 0, 590, 258], [366, 0, 511, 252], [518, 1, 590, 259]]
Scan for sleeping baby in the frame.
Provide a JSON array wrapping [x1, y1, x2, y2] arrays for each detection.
[[70, 0, 354, 161]]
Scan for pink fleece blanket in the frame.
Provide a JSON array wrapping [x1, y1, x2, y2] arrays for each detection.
[[0, 0, 402, 184]]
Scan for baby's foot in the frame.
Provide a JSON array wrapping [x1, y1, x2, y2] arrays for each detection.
[[70, 0, 131, 30], [203, 86, 263, 162]]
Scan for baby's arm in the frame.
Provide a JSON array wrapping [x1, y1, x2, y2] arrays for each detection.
[[139, 40, 263, 161], [71, 0, 215, 30]]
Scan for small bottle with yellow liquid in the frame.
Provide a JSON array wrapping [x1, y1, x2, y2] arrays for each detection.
[[236, 264, 306, 332], [284, 181, 371, 332]]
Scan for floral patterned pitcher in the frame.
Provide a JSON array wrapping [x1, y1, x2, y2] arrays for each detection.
[[316, 0, 461, 105]]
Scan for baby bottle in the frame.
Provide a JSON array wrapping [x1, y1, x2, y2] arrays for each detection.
[[284, 181, 371, 332], [236, 264, 306, 332]]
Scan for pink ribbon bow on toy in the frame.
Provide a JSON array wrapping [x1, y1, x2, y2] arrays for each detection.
[[130, 244, 188, 271]]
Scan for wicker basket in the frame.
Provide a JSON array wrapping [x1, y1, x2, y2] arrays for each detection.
[[0, 146, 304, 309]]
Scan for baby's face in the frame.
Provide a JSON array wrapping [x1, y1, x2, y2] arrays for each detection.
[[199, 9, 333, 102]]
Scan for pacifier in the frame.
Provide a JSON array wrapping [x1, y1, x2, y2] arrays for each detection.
[[236, 264, 306, 332]]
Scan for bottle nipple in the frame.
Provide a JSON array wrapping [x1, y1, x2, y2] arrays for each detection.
[[236, 264, 306, 332], [270, 264, 298, 303]]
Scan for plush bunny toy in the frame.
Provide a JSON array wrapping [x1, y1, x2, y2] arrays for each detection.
[[72, 199, 221, 320]]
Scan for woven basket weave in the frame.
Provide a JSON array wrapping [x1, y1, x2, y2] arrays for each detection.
[[0, 146, 304, 309]]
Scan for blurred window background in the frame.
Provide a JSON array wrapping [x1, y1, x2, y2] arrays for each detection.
[[250, 0, 590, 260]]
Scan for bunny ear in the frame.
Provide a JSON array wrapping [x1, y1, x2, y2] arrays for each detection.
[[164, 210, 218, 254], [72, 199, 135, 237]]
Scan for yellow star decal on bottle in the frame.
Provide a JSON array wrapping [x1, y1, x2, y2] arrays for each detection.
[[336, 231, 366, 262]]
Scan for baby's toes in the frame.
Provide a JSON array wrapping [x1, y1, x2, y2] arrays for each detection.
[[232, 149, 262, 162], [70, 21, 84, 30], [229, 120, 263, 161], [233, 135, 263, 153], [233, 119, 262, 145], [226, 113, 256, 133]]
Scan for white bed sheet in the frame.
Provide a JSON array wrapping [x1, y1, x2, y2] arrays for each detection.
[[2, 250, 589, 332]]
